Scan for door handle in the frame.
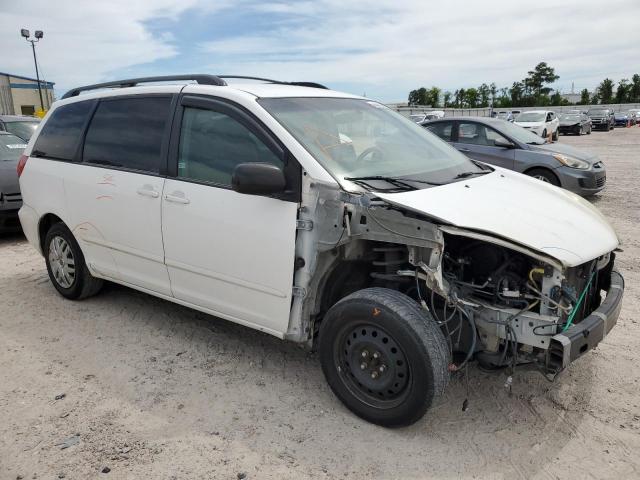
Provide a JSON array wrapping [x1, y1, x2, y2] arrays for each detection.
[[136, 187, 160, 198], [164, 193, 190, 204]]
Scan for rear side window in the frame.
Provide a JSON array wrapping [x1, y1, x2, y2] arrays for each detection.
[[83, 96, 172, 173], [33, 101, 93, 161], [424, 122, 453, 142]]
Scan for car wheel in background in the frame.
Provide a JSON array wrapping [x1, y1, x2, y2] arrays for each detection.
[[541, 129, 547, 139], [587, 125, 591, 134], [552, 128, 559, 141], [44, 222, 104, 300], [319, 288, 449, 427], [526, 168, 560, 186]]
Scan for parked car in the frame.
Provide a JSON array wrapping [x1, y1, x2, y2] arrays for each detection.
[[587, 108, 615, 131], [496, 111, 514, 122], [409, 114, 427, 123], [17, 75, 624, 427], [613, 112, 631, 127], [558, 113, 592, 135], [513, 110, 560, 140], [0, 115, 41, 141], [0, 131, 27, 232], [423, 117, 605, 196], [627, 108, 640, 123]]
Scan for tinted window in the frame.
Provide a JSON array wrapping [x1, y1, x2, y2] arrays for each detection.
[[33, 101, 93, 161], [177, 107, 283, 186], [458, 122, 508, 146], [5, 121, 39, 141], [83, 96, 172, 173], [424, 122, 453, 142]]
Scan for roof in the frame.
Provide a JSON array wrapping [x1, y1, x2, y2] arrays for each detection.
[[0, 115, 41, 122], [0, 71, 54, 87]]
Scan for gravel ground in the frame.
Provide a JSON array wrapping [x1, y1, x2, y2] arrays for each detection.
[[1, 127, 639, 480]]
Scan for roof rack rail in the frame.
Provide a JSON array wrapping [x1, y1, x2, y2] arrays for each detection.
[[61, 74, 227, 99], [218, 76, 328, 89]]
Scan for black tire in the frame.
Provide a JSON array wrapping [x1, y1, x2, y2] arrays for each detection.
[[318, 287, 450, 427], [587, 126, 591, 135], [526, 168, 560, 186], [44, 222, 103, 300], [541, 129, 547, 139], [552, 128, 558, 141]]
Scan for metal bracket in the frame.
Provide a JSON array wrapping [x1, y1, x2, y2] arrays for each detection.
[[292, 286, 307, 298], [296, 219, 314, 231]]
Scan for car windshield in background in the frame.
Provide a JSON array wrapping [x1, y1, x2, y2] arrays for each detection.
[[560, 114, 581, 121], [515, 112, 545, 122], [0, 134, 27, 161], [4, 121, 39, 141], [492, 120, 546, 145], [588, 109, 609, 116], [259, 97, 482, 188]]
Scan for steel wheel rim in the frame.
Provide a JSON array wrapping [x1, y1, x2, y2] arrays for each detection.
[[335, 322, 411, 408], [48, 236, 76, 288]]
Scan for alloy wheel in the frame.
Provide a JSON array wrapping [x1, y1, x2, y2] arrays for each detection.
[[48, 235, 76, 288]]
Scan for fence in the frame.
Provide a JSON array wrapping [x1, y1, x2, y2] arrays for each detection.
[[391, 103, 640, 118]]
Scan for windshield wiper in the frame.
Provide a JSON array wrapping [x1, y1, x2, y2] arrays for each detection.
[[452, 170, 492, 179], [344, 175, 443, 192]]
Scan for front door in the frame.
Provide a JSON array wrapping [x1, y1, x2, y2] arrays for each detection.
[[161, 95, 299, 336], [453, 121, 515, 170]]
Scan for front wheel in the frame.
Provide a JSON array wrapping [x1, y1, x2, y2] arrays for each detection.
[[526, 168, 560, 186], [318, 288, 450, 427], [45, 222, 103, 300], [541, 129, 547, 139]]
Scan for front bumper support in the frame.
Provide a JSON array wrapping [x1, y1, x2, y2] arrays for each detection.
[[547, 269, 624, 372]]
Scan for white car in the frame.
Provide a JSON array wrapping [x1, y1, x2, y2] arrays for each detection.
[[514, 110, 560, 140], [17, 75, 624, 427]]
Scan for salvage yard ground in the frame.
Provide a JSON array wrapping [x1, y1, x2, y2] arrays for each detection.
[[1, 128, 639, 479]]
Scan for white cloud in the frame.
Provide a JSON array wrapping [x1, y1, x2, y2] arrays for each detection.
[[201, 0, 640, 101]]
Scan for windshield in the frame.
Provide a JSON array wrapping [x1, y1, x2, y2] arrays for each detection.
[[259, 97, 482, 188], [588, 109, 608, 116], [560, 114, 581, 121], [515, 112, 545, 122], [0, 134, 27, 161], [490, 120, 546, 145], [4, 121, 39, 141]]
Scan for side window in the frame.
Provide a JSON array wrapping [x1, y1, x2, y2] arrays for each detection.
[[424, 122, 453, 142], [177, 107, 283, 186], [459, 122, 507, 146], [83, 96, 172, 173], [33, 101, 94, 161], [546, 113, 553, 122]]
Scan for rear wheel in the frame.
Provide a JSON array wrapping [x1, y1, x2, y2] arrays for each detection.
[[526, 168, 560, 186], [552, 128, 559, 141], [587, 126, 591, 134], [319, 288, 449, 427], [44, 223, 103, 300]]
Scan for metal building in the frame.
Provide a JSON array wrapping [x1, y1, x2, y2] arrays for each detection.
[[0, 72, 54, 116]]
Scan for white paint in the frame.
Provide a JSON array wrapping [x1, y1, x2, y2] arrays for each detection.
[[376, 166, 619, 267]]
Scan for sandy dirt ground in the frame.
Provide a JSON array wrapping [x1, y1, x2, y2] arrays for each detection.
[[1, 127, 639, 480]]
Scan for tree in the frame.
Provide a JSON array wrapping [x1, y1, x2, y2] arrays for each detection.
[[443, 91, 452, 108], [579, 88, 590, 105], [550, 90, 564, 106], [496, 87, 511, 108], [630, 74, 640, 103], [597, 78, 614, 104], [615, 79, 630, 103], [526, 62, 560, 99], [478, 83, 491, 108], [464, 88, 479, 108], [408, 87, 429, 105], [457, 88, 466, 107], [509, 81, 524, 107], [489, 83, 498, 107], [427, 87, 441, 107]]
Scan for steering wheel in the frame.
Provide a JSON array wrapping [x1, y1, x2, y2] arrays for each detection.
[[356, 146, 385, 165]]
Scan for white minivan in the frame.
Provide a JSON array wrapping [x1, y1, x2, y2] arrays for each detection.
[[18, 75, 624, 427]]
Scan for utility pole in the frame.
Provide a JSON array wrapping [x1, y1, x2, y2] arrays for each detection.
[[20, 29, 45, 111]]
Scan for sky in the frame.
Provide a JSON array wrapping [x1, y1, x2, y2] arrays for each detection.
[[1, 0, 639, 103]]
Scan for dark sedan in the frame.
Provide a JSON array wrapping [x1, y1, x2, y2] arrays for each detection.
[[558, 113, 592, 135], [423, 117, 606, 196], [613, 112, 631, 127]]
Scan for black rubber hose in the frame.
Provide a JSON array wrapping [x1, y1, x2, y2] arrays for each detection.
[[453, 307, 476, 371]]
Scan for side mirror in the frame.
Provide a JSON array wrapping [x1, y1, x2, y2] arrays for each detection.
[[231, 162, 286, 195], [494, 138, 515, 148]]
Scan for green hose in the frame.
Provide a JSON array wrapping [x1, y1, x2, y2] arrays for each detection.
[[562, 270, 596, 332]]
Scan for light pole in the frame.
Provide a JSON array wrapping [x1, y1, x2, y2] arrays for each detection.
[[20, 28, 45, 111]]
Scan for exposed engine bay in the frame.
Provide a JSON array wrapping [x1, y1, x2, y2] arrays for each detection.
[[291, 181, 621, 379]]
